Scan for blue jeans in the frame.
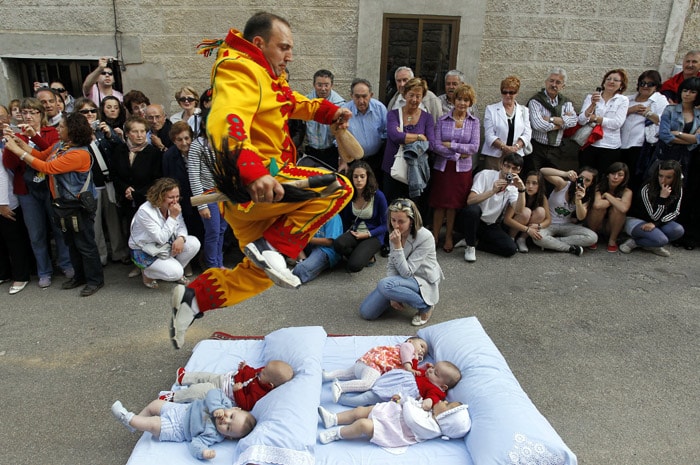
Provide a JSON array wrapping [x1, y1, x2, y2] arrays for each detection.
[[18, 189, 72, 278], [292, 247, 330, 283], [360, 275, 430, 320], [201, 202, 228, 268], [630, 221, 684, 247]]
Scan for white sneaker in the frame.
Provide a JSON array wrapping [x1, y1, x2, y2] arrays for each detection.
[[244, 239, 301, 289], [619, 238, 637, 254], [464, 246, 476, 262], [170, 285, 198, 350], [454, 239, 467, 248], [111, 401, 136, 432], [331, 379, 342, 403], [318, 406, 337, 428], [319, 427, 342, 444], [516, 236, 529, 253], [644, 246, 670, 257]]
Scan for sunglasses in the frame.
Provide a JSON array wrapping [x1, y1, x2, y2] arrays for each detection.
[[638, 81, 657, 88], [389, 199, 413, 210], [501, 90, 517, 95], [178, 97, 197, 103], [52, 87, 66, 93], [101, 71, 114, 76], [79, 108, 98, 114]]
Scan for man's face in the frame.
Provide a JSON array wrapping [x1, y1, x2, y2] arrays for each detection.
[[395, 69, 412, 94], [444, 75, 462, 98], [257, 20, 294, 78], [544, 74, 565, 98], [683, 53, 700, 77], [351, 83, 372, 114], [145, 106, 165, 130], [313, 76, 333, 99], [500, 161, 521, 179], [36, 90, 58, 118], [99, 68, 114, 87]]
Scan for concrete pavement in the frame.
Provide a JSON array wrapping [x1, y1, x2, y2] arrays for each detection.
[[0, 244, 698, 464]]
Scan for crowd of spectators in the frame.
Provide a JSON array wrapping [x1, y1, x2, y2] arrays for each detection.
[[1, 49, 699, 298]]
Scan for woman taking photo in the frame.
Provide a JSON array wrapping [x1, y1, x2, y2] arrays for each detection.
[[619, 160, 684, 257], [128, 177, 201, 288], [578, 69, 630, 174], [381, 78, 434, 216], [2, 98, 72, 289], [536, 167, 598, 255], [334, 160, 388, 272], [74, 96, 129, 265], [503, 171, 550, 253], [586, 162, 633, 252], [4, 113, 104, 296], [430, 84, 480, 252], [482, 76, 532, 171], [360, 198, 442, 327], [99, 95, 127, 141]]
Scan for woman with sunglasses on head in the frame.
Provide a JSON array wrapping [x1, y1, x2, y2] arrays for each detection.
[[2, 98, 73, 289], [481, 76, 532, 172], [620, 70, 668, 190], [360, 198, 443, 326], [74, 97, 130, 265], [578, 69, 630, 174]]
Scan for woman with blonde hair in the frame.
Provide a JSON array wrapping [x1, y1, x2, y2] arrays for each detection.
[[170, 86, 200, 129]]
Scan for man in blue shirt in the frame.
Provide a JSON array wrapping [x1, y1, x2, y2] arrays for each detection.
[[292, 214, 343, 283], [341, 78, 387, 183], [304, 69, 345, 169]]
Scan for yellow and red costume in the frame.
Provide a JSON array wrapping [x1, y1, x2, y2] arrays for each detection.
[[188, 29, 352, 311]]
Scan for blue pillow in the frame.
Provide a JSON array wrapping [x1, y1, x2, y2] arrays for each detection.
[[418, 317, 577, 465], [235, 326, 326, 465]]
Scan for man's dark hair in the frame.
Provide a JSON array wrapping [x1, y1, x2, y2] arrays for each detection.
[[64, 112, 94, 147], [501, 153, 524, 168], [243, 11, 290, 43], [313, 69, 334, 84], [350, 78, 372, 94], [34, 87, 59, 100]]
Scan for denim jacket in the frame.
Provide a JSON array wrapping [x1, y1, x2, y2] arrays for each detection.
[[403, 140, 430, 198], [658, 104, 700, 151]]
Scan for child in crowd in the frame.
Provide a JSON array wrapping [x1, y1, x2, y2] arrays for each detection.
[[504, 171, 551, 253], [317, 394, 471, 448], [587, 162, 633, 252], [322, 337, 429, 402], [336, 360, 462, 410], [160, 360, 294, 411], [111, 388, 256, 460]]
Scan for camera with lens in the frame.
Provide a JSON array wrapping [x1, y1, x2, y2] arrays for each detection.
[[505, 173, 514, 184], [91, 120, 101, 131], [576, 176, 585, 188]]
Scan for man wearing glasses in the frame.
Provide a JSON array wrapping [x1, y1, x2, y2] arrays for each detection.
[[145, 104, 173, 151], [82, 56, 123, 105]]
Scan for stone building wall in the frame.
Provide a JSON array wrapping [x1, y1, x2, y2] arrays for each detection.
[[0, 0, 697, 117]]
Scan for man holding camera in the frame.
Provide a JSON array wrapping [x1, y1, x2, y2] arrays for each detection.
[[455, 153, 526, 262], [82, 57, 123, 105]]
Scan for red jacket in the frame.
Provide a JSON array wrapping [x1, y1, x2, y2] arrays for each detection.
[[232, 364, 273, 411], [2, 126, 59, 195]]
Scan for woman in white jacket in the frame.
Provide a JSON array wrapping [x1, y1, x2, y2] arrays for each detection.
[[481, 76, 532, 171], [129, 177, 200, 288]]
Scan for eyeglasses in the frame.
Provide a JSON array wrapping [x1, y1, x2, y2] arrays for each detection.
[[145, 115, 163, 120], [52, 87, 66, 93], [101, 71, 114, 76], [501, 90, 517, 95], [605, 77, 621, 82], [20, 110, 40, 116], [132, 104, 147, 112], [178, 97, 197, 103], [638, 81, 657, 88], [389, 199, 413, 211], [79, 108, 98, 114]]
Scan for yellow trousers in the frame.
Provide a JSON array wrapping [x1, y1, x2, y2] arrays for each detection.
[[189, 164, 352, 311]]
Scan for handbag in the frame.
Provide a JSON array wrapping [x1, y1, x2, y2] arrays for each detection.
[[571, 123, 594, 146], [90, 140, 117, 204], [390, 107, 409, 184], [572, 123, 604, 150]]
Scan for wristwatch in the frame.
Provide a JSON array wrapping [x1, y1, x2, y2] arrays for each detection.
[[549, 117, 554, 123]]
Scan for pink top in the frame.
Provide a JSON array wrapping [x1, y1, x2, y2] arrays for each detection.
[[360, 342, 417, 373]]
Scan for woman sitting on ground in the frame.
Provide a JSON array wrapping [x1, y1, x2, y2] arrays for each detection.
[[619, 159, 684, 257], [535, 167, 599, 255], [128, 177, 201, 289], [359, 198, 442, 327], [586, 162, 633, 252], [334, 161, 388, 272], [503, 171, 550, 253]]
